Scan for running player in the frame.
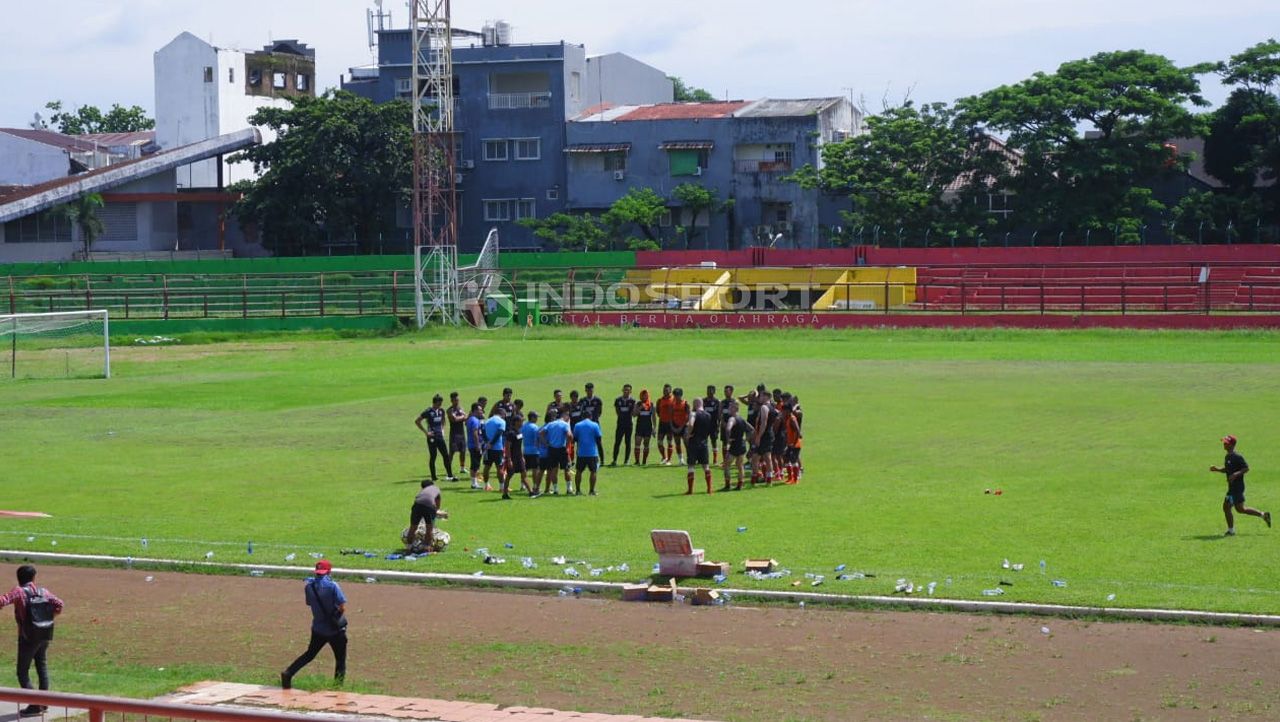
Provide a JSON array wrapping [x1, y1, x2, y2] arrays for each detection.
[[701, 385, 722, 466], [414, 394, 453, 482], [481, 408, 509, 499], [671, 388, 691, 466], [520, 411, 542, 498], [573, 411, 604, 496], [721, 402, 753, 491], [611, 384, 636, 467], [634, 388, 655, 465], [447, 392, 468, 480], [684, 398, 716, 495], [465, 404, 485, 489], [1211, 435, 1271, 536], [540, 410, 572, 495], [656, 384, 676, 465]]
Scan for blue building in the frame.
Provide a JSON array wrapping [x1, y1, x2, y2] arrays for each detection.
[[343, 25, 672, 250], [566, 98, 862, 249]]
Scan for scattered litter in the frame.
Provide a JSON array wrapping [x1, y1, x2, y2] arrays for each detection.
[[981, 588, 1004, 596], [144, 576, 155, 583], [247, 541, 254, 555], [1002, 559, 1010, 569], [811, 578, 824, 587], [470, 571, 483, 577], [483, 555, 505, 565], [340, 548, 367, 556], [736, 526, 748, 533], [617, 563, 629, 572], [927, 581, 937, 596], [1039, 560, 1047, 573], [834, 564, 846, 572], [249, 570, 265, 577], [125, 557, 133, 568], [141, 538, 148, 549], [994, 490, 1003, 496], [504, 543, 514, 549], [386, 554, 403, 561], [363, 552, 377, 559], [50, 540, 57, 546], [1106, 593, 1116, 602], [652, 563, 661, 573], [798, 601, 806, 608], [552, 556, 567, 565], [365, 576, 378, 583], [404, 555, 418, 561], [1011, 563, 1024, 572], [133, 336, 178, 345], [26, 536, 35, 542], [1041, 626, 1051, 635], [791, 580, 802, 587], [894, 579, 915, 594], [589, 568, 605, 577], [564, 567, 581, 577], [1051, 579, 1068, 588], [308, 552, 323, 559], [999, 580, 1014, 587], [558, 586, 579, 597], [713, 574, 728, 584], [521, 557, 536, 569], [203, 551, 213, 559], [285, 553, 296, 562], [475, 548, 490, 558]]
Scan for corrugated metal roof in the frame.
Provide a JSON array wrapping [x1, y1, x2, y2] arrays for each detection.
[[0, 128, 100, 153], [734, 98, 844, 118], [79, 131, 157, 147], [614, 101, 750, 121], [658, 141, 715, 150], [564, 143, 632, 153]]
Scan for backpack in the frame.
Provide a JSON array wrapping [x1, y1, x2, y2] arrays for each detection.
[[21, 586, 55, 641]]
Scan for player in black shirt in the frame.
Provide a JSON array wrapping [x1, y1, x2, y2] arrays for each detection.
[[684, 398, 717, 495], [567, 390, 583, 463], [493, 387, 516, 421], [1210, 435, 1271, 536], [718, 385, 735, 464], [701, 385, 722, 465], [611, 384, 636, 467], [721, 401, 754, 491], [415, 394, 454, 482], [446, 391, 468, 479], [582, 382, 604, 422]]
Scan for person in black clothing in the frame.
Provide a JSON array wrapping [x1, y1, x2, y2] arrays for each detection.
[[447, 392, 468, 478], [0, 565, 65, 715], [493, 387, 516, 420], [684, 398, 716, 495], [415, 394, 454, 482], [408, 479, 443, 552], [721, 402, 754, 491], [1210, 435, 1271, 536], [701, 385, 722, 465], [611, 384, 636, 466], [282, 560, 347, 689], [505, 401, 531, 494], [582, 382, 604, 422], [567, 390, 584, 463], [719, 385, 735, 463]]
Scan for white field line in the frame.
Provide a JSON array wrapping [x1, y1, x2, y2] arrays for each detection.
[[3, 549, 1280, 628]]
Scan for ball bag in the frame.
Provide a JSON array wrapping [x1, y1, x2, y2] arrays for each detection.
[[401, 521, 450, 553]]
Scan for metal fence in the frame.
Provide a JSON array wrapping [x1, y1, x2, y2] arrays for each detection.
[[0, 687, 344, 722]]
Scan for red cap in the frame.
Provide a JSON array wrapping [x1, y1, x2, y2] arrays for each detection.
[[1222, 435, 1237, 446], [314, 560, 332, 576]]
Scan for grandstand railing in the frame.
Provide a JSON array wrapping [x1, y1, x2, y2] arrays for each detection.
[[5, 263, 1280, 320], [0, 686, 344, 722]]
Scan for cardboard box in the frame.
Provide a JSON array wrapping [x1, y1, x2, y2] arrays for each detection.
[[691, 588, 721, 606], [696, 561, 731, 578], [646, 578, 678, 602], [744, 558, 778, 573], [621, 583, 649, 602]]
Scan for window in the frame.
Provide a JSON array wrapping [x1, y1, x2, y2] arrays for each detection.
[[659, 210, 674, 228], [516, 199, 536, 220], [603, 152, 627, 172], [483, 199, 512, 221], [395, 78, 412, 97], [546, 188, 560, 201], [249, 69, 262, 86], [228, 68, 235, 84], [296, 73, 309, 92], [570, 72, 582, 102], [483, 139, 509, 161], [513, 138, 541, 161], [669, 149, 709, 176], [273, 72, 287, 89], [203, 66, 214, 83], [773, 148, 794, 167]]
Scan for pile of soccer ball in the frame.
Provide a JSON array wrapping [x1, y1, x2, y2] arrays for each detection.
[[401, 522, 450, 554]]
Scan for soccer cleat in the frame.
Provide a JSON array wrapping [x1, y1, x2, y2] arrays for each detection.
[[470, 480, 482, 490], [1225, 528, 1237, 536], [501, 494, 511, 500], [589, 490, 597, 496], [530, 492, 541, 499], [1266, 511, 1273, 528]]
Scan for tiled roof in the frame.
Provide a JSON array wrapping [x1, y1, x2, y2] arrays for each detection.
[[613, 101, 751, 121]]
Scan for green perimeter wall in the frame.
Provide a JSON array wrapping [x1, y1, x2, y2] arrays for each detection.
[[1, 251, 636, 278], [110, 315, 401, 336]]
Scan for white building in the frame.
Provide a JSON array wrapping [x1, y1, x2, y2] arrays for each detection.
[[154, 33, 315, 190]]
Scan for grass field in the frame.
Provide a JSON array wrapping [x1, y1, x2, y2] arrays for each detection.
[[3, 326, 1280, 615]]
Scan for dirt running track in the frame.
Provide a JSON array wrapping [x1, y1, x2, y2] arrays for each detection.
[[8, 566, 1280, 721]]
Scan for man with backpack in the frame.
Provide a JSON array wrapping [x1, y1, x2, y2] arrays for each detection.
[[281, 560, 347, 689], [0, 564, 64, 716]]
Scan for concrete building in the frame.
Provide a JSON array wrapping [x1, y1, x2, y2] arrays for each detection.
[[567, 98, 862, 248], [155, 33, 315, 190], [342, 23, 672, 249]]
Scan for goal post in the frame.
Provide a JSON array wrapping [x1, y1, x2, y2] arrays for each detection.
[[0, 310, 111, 380]]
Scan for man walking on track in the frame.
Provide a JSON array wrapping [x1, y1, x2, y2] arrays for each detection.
[[0, 564, 64, 716], [282, 560, 347, 689], [1211, 435, 1271, 536]]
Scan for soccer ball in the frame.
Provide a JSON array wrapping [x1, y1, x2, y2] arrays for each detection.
[[401, 522, 450, 553]]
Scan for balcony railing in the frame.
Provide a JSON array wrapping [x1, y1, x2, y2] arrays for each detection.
[[488, 91, 552, 109], [734, 159, 794, 174]]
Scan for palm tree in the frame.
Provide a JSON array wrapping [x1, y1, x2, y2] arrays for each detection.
[[54, 193, 105, 258]]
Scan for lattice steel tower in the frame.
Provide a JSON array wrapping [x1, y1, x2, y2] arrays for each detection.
[[412, 0, 460, 327]]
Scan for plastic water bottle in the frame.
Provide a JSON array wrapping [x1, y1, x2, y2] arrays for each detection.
[[1106, 593, 1116, 602], [713, 574, 727, 584], [834, 564, 846, 572], [618, 563, 629, 572], [365, 576, 378, 584], [927, 581, 937, 596], [249, 570, 265, 577], [285, 553, 296, 562], [521, 557, 536, 569], [981, 588, 1004, 596], [141, 537, 148, 550], [26, 536, 35, 543], [247, 541, 254, 555], [1040, 626, 1051, 635], [144, 575, 155, 583], [737, 526, 748, 533], [1051, 579, 1067, 588], [204, 551, 214, 560], [564, 567, 581, 578], [504, 542, 514, 549], [50, 540, 57, 546], [1039, 560, 1047, 573]]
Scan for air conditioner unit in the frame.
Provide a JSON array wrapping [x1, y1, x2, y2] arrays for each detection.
[[460, 159, 475, 170], [693, 166, 703, 176], [454, 173, 464, 185], [613, 170, 626, 181]]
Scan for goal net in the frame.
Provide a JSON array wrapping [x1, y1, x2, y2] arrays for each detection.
[[0, 310, 110, 380], [458, 228, 501, 305]]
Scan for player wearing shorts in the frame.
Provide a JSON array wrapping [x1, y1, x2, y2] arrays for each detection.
[[572, 413, 604, 496], [721, 402, 754, 491], [684, 398, 716, 495], [447, 392, 468, 478], [414, 394, 454, 482], [1211, 435, 1271, 536], [718, 385, 735, 463], [751, 391, 774, 486], [790, 395, 804, 481], [567, 390, 584, 463], [656, 385, 676, 464], [770, 398, 790, 483], [633, 389, 654, 465], [670, 388, 691, 466], [540, 411, 572, 495], [505, 402, 531, 494], [481, 409, 509, 499], [521, 411, 543, 498], [611, 384, 636, 467], [465, 404, 485, 489], [701, 385, 722, 465], [782, 403, 803, 484]]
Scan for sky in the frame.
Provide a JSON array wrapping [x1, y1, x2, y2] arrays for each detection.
[[0, 0, 1277, 129]]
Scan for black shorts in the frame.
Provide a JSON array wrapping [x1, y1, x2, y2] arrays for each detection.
[[508, 451, 526, 473], [687, 442, 710, 467], [539, 454, 556, 471], [468, 448, 481, 470], [772, 433, 788, 456], [524, 453, 541, 471], [636, 417, 654, 438], [785, 446, 802, 463], [728, 441, 748, 458], [485, 449, 505, 467], [450, 434, 467, 454], [547, 447, 570, 470], [755, 432, 775, 455], [1227, 482, 1246, 505], [659, 421, 674, 437], [576, 456, 600, 473]]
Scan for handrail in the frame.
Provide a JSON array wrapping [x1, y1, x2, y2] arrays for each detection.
[[0, 687, 346, 722]]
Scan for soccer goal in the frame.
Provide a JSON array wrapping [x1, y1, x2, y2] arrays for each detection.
[[0, 310, 111, 380]]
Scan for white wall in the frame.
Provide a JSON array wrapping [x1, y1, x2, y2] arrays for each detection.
[[584, 53, 674, 110], [0, 132, 68, 186]]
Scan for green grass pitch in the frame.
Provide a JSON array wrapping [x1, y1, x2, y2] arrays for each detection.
[[3, 326, 1279, 614]]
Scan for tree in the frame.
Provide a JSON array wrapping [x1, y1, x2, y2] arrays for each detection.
[[34, 101, 154, 134], [670, 183, 723, 249], [959, 50, 1212, 241], [521, 188, 670, 250], [670, 76, 715, 102], [229, 91, 413, 254], [518, 212, 609, 251], [53, 193, 105, 257], [602, 187, 668, 243], [1206, 40, 1280, 216], [789, 102, 999, 244]]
